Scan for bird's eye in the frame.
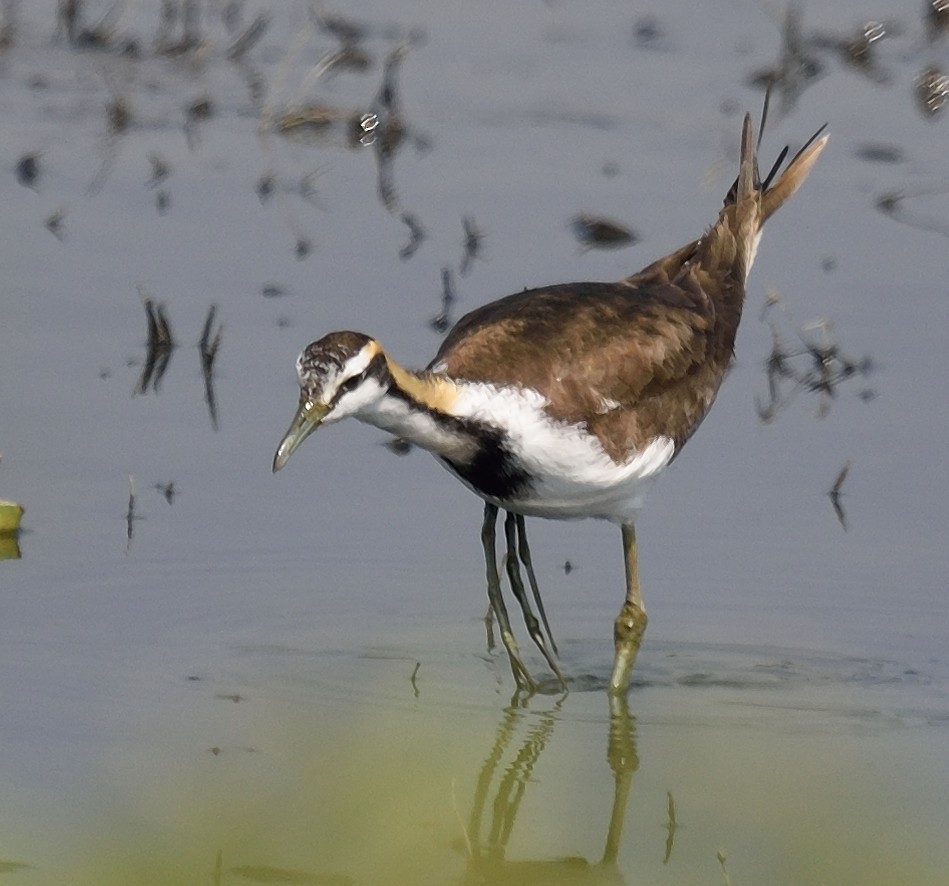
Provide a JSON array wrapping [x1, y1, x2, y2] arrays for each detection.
[[337, 372, 364, 396]]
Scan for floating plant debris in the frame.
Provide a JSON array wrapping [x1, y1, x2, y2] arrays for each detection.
[[430, 266, 455, 333], [147, 152, 171, 187], [915, 66, 948, 118], [398, 211, 425, 260], [875, 185, 949, 238], [571, 213, 638, 249], [135, 288, 175, 395], [295, 237, 313, 260], [853, 142, 903, 164], [746, 6, 822, 115], [186, 96, 213, 123], [126, 473, 140, 551], [828, 459, 852, 530], [927, 0, 949, 40], [0, 500, 23, 535], [199, 304, 224, 431], [460, 215, 485, 276], [276, 103, 344, 134], [15, 152, 40, 187], [844, 21, 887, 73], [106, 95, 131, 133], [45, 207, 67, 240], [631, 16, 668, 51], [756, 291, 876, 423], [153, 482, 176, 505], [663, 791, 679, 864], [255, 171, 275, 203], [225, 11, 271, 59]]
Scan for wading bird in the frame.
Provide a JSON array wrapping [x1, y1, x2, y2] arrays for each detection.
[[273, 107, 828, 694]]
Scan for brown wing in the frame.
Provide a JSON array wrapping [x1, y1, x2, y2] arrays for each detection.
[[428, 268, 724, 458]]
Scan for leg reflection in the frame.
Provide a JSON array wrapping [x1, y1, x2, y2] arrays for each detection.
[[465, 695, 639, 882]]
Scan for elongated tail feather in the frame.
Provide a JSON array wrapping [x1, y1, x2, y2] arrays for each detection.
[[761, 125, 829, 221], [735, 113, 758, 205]]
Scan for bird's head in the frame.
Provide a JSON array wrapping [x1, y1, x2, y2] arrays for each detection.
[[273, 331, 389, 472]]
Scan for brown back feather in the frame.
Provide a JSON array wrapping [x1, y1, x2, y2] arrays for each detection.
[[427, 113, 828, 460]]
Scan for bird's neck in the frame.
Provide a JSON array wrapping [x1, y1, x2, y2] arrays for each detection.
[[357, 357, 481, 464], [694, 199, 763, 286]]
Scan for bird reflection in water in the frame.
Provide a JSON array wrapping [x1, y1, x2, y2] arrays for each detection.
[[463, 694, 643, 883]]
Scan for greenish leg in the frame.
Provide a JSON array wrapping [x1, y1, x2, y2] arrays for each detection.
[[515, 515, 559, 656], [504, 512, 567, 689], [609, 522, 648, 693], [481, 503, 536, 692]]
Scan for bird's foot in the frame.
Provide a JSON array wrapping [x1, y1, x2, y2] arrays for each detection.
[[609, 602, 648, 693], [498, 628, 538, 694]]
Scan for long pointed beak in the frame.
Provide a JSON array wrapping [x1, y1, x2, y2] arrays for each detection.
[[272, 399, 330, 472]]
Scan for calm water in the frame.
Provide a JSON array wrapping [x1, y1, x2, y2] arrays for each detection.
[[2, 1, 949, 883]]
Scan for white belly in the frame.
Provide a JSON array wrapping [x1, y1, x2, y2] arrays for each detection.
[[449, 383, 676, 524]]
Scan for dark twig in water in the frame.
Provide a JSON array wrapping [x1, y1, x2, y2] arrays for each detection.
[[360, 42, 429, 215], [135, 287, 175, 395], [155, 0, 204, 55], [126, 473, 141, 553], [86, 95, 132, 196], [875, 184, 949, 239], [746, 6, 822, 116], [255, 171, 275, 203], [363, 44, 411, 213], [838, 20, 889, 82], [154, 481, 176, 504], [571, 213, 638, 250], [15, 152, 40, 188], [663, 791, 679, 865], [147, 152, 171, 188], [828, 459, 852, 530], [45, 207, 67, 240], [410, 661, 421, 697], [0, 0, 17, 50], [199, 304, 224, 430], [106, 95, 132, 134], [915, 66, 949, 118], [460, 215, 485, 276], [61, 0, 122, 49], [295, 237, 313, 260], [398, 211, 425, 260], [756, 291, 875, 423], [928, 0, 949, 40], [717, 850, 732, 886], [430, 266, 455, 333], [225, 11, 270, 60]]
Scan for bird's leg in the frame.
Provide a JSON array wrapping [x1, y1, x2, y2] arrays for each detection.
[[609, 523, 648, 693], [515, 515, 559, 656], [504, 512, 567, 689], [481, 503, 536, 692]]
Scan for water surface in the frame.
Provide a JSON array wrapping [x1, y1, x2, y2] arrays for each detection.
[[2, 2, 949, 883]]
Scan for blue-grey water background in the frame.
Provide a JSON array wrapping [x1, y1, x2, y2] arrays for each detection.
[[2, 1, 949, 883]]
